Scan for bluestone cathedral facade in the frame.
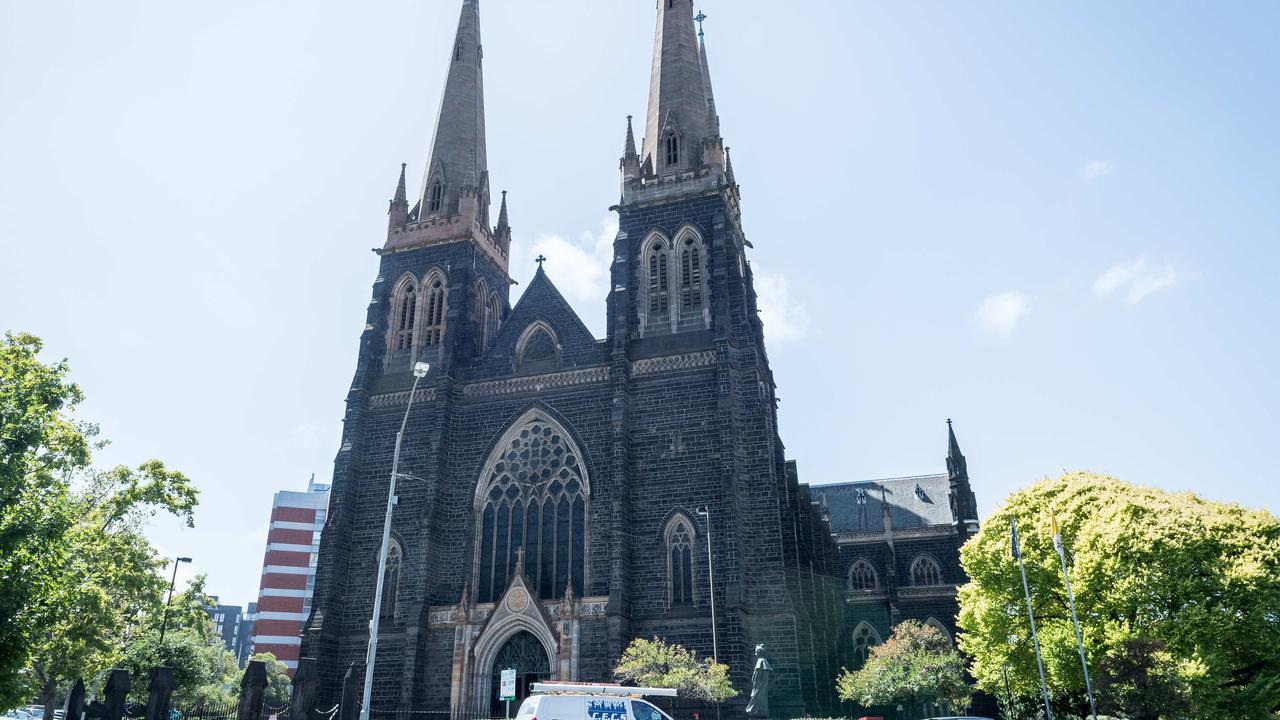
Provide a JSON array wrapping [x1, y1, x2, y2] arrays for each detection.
[[301, 1, 983, 717]]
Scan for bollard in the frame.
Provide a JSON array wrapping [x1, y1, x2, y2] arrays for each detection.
[[237, 661, 269, 720], [143, 668, 174, 720], [289, 658, 319, 720]]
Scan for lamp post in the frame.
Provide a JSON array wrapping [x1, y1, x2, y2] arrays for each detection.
[[158, 556, 192, 646], [694, 507, 718, 663], [360, 362, 430, 720]]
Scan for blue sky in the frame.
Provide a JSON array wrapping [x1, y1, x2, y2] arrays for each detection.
[[2, 0, 1277, 605]]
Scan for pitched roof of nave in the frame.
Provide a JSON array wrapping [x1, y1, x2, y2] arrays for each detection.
[[810, 474, 956, 532], [469, 266, 603, 378]]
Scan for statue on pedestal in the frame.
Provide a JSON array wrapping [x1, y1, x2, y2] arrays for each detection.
[[745, 644, 773, 718]]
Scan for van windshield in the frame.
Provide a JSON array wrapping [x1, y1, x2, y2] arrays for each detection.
[[631, 701, 666, 720]]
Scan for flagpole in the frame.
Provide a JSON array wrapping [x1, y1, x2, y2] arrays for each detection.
[[1053, 515, 1098, 720], [1013, 517, 1053, 720]]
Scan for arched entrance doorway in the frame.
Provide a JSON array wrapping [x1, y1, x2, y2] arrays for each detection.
[[489, 631, 551, 712]]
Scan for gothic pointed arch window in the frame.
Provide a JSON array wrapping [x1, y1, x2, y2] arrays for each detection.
[[485, 293, 502, 349], [474, 411, 589, 604], [388, 274, 420, 352], [664, 514, 696, 607], [910, 554, 944, 587], [640, 233, 671, 335], [925, 617, 953, 647], [380, 539, 403, 620], [515, 321, 559, 374], [428, 179, 444, 214], [474, 278, 490, 352], [665, 131, 679, 167], [675, 228, 708, 330], [852, 621, 882, 668], [848, 558, 878, 592], [421, 270, 448, 348]]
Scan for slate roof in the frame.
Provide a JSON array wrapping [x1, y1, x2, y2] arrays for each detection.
[[810, 474, 954, 532]]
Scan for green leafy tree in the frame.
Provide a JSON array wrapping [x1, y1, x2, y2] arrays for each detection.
[[836, 620, 972, 718], [119, 576, 237, 708], [614, 637, 737, 703], [958, 471, 1280, 719], [1, 333, 88, 708], [249, 653, 293, 707], [0, 332, 198, 711], [1094, 638, 1192, 720]]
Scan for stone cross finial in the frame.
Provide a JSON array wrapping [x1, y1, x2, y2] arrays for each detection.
[[695, 10, 707, 37], [536, 255, 547, 267]]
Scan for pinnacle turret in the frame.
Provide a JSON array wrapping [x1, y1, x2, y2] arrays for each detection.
[[388, 163, 408, 229], [493, 190, 511, 254], [945, 420, 980, 533], [621, 115, 640, 183]]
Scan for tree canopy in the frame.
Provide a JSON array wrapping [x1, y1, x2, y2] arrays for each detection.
[[958, 471, 1280, 719], [614, 637, 737, 703], [836, 620, 972, 718], [0, 332, 199, 710]]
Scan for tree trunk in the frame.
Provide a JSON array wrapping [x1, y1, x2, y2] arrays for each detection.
[[42, 678, 58, 720]]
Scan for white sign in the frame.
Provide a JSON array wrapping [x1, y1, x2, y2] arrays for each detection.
[[500, 669, 517, 701]]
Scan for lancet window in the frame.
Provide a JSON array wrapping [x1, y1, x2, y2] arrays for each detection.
[[910, 554, 944, 587], [422, 272, 448, 347], [641, 235, 671, 334], [389, 275, 419, 352], [485, 294, 502, 349], [380, 539, 403, 620], [428, 180, 444, 214], [475, 412, 588, 604], [665, 515, 695, 607], [676, 230, 708, 329], [665, 132, 679, 167]]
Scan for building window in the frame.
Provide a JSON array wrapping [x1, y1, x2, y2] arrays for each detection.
[[910, 554, 944, 586], [428, 180, 444, 214], [853, 621, 882, 669], [926, 617, 953, 647], [381, 540, 402, 620], [676, 230, 708, 329], [389, 274, 419, 352], [486, 294, 502, 348], [515, 321, 559, 374], [475, 411, 589, 604], [422, 272, 448, 347], [474, 279, 490, 352], [665, 515, 695, 607], [665, 132, 679, 167], [848, 559, 878, 591], [643, 236, 671, 332]]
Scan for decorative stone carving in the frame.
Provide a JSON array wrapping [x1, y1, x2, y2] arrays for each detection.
[[369, 387, 438, 409], [631, 351, 715, 377], [462, 367, 609, 398]]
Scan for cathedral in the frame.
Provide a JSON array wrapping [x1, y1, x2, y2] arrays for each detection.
[[301, 1, 982, 717]]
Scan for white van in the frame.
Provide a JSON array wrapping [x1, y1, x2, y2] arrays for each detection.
[[516, 684, 676, 720]]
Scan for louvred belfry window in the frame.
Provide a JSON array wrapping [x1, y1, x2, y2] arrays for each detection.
[[428, 181, 444, 214], [475, 412, 588, 604], [648, 242, 670, 319], [665, 133, 679, 167], [395, 282, 418, 351], [422, 274, 447, 347]]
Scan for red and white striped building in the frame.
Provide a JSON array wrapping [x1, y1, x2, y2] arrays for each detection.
[[251, 478, 330, 675]]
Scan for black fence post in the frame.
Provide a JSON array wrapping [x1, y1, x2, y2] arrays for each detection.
[[236, 661, 268, 720], [101, 669, 130, 720], [66, 679, 86, 720], [289, 658, 319, 720], [143, 668, 174, 720], [338, 663, 360, 720]]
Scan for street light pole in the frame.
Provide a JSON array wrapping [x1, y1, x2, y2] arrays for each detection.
[[695, 507, 718, 663], [360, 362, 429, 720], [158, 556, 192, 646]]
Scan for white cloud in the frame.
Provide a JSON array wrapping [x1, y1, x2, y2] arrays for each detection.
[[1081, 160, 1114, 181], [510, 217, 617, 336], [754, 269, 810, 344], [1092, 256, 1178, 304], [976, 291, 1032, 339]]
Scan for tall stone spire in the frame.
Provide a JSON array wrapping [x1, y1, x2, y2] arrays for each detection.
[[642, 0, 716, 173], [418, 0, 488, 220], [698, 26, 720, 138]]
